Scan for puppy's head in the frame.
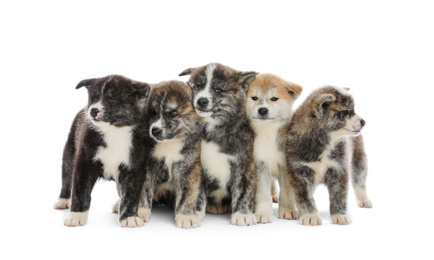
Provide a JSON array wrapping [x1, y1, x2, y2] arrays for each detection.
[[76, 75, 150, 127], [246, 73, 302, 124], [179, 63, 258, 124], [147, 81, 201, 142], [307, 86, 365, 137]]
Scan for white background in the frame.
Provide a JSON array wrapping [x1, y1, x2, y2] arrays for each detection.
[[1, 1, 433, 259]]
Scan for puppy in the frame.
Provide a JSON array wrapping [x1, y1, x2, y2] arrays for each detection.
[[246, 73, 303, 223], [179, 63, 259, 226], [53, 75, 150, 228], [284, 86, 372, 226], [139, 81, 205, 228]]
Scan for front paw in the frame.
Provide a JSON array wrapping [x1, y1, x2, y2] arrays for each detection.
[[279, 207, 300, 220], [175, 214, 201, 228], [255, 203, 273, 223], [331, 214, 352, 225], [357, 199, 372, 208], [64, 211, 89, 227], [231, 212, 257, 226], [120, 216, 144, 228], [53, 198, 70, 209], [112, 200, 119, 213], [299, 213, 322, 226], [138, 207, 151, 222]]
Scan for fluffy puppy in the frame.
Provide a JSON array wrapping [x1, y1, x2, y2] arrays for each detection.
[[139, 81, 205, 228], [179, 63, 259, 226], [246, 73, 303, 223], [284, 86, 372, 226], [53, 75, 150, 227]]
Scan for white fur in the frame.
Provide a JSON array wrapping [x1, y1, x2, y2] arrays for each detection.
[[93, 125, 133, 181], [201, 140, 235, 202], [87, 101, 110, 126], [231, 212, 257, 226], [299, 212, 322, 226], [149, 118, 163, 139], [354, 186, 372, 208], [64, 211, 89, 227], [152, 138, 183, 176], [331, 214, 352, 225], [194, 64, 216, 116], [120, 216, 144, 228], [53, 198, 70, 209], [175, 214, 201, 228]]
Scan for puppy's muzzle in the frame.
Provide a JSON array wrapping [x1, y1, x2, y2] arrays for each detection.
[[197, 97, 209, 108], [90, 108, 100, 119], [258, 107, 268, 116], [151, 127, 163, 138]]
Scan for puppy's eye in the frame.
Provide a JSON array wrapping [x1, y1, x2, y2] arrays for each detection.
[[252, 96, 258, 101], [91, 95, 99, 102], [109, 98, 119, 104], [151, 109, 158, 116], [215, 88, 223, 93], [195, 83, 202, 88], [271, 97, 279, 102], [169, 111, 178, 118], [341, 110, 349, 116]]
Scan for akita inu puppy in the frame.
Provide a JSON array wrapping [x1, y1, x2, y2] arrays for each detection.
[[53, 75, 150, 228], [284, 86, 372, 226], [246, 73, 303, 223], [179, 63, 259, 226], [140, 80, 205, 228]]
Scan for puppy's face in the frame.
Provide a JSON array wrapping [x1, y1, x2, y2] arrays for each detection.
[[147, 81, 201, 142], [246, 73, 302, 124], [76, 75, 150, 127], [179, 63, 257, 124], [311, 87, 365, 137]]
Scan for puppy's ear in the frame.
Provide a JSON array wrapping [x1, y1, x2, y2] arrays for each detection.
[[313, 93, 336, 119], [131, 82, 151, 99], [238, 71, 259, 92], [179, 67, 196, 76], [286, 83, 303, 98], [76, 78, 97, 89]]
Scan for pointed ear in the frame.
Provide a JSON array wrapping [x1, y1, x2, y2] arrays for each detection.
[[131, 82, 151, 99], [179, 67, 197, 76], [313, 93, 336, 119], [286, 83, 303, 98], [76, 78, 97, 89], [238, 71, 259, 92]]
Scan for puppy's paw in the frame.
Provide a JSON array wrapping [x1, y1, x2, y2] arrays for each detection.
[[255, 202, 273, 223], [64, 211, 88, 227], [112, 200, 119, 213], [121, 216, 144, 228], [53, 198, 70, 209], [175, 214, 201, 229], [357, 199, 372, 208], [207, 204, 231, 214], [279, 207, 300, 220], [331, 214, 352, 225], [272, 194, 279, 203], [231, 213, 257, 226], [196, 209, 206, 221], [138, 207, 151, 222], [299, 213, 322, 226]]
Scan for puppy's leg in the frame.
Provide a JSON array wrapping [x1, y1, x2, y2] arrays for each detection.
[[64, 157, 100, 227], [278, 170, 299, 220], [54, 124, 76, 210], [196, 185, 207, 221], [324, 168, 352, 225], [112, 182, 122, 213], [271, 177, 279, 203], [254, 161, 273, 223], [139, 169, 154, 223], [288, 166, 322, 226], [174, 161, 202, 228], [117, 166, 147, 228], [231, 157, 258, 226], [351, 135, 372, 208]]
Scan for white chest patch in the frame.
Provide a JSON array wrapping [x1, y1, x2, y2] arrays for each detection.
[[201, 140, 235, 202], [152, 138, 184, 177], [252, 122, 285, 177], [93, 125, 133, 181], [303, 146, 342, 186]]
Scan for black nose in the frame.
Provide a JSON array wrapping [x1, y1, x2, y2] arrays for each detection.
[[151, 127, 162, 137], [360, 119, 366, 127], [90, 108, 99, 118], [258, 107, 268, 116], [197, 97, 209, 107]]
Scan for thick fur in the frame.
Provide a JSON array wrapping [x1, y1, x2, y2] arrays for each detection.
[[246, 73, 303, 223], [283, 86, 371, 226], [139, 81, 205, 228], [179, 63, 259, 226], [53, 75, 151, 228]]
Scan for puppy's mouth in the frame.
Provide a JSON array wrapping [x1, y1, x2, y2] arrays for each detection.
[[195, 107, 215, 117], [252, 116, 276, 122], [344, 127, 362, 135]]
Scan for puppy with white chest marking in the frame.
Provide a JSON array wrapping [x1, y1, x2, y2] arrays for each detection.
[[179, 63, 259, 226], [139, 80, 205, 228], [284, 86, 372, 226], [53, 75, 151, 227], [246, 73, 303, 223]]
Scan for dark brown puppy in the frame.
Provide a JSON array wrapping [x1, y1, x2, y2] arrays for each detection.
[[179, 63, 259, 226], [53, 75, 150, 227], [284, 86, 371, 226]]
